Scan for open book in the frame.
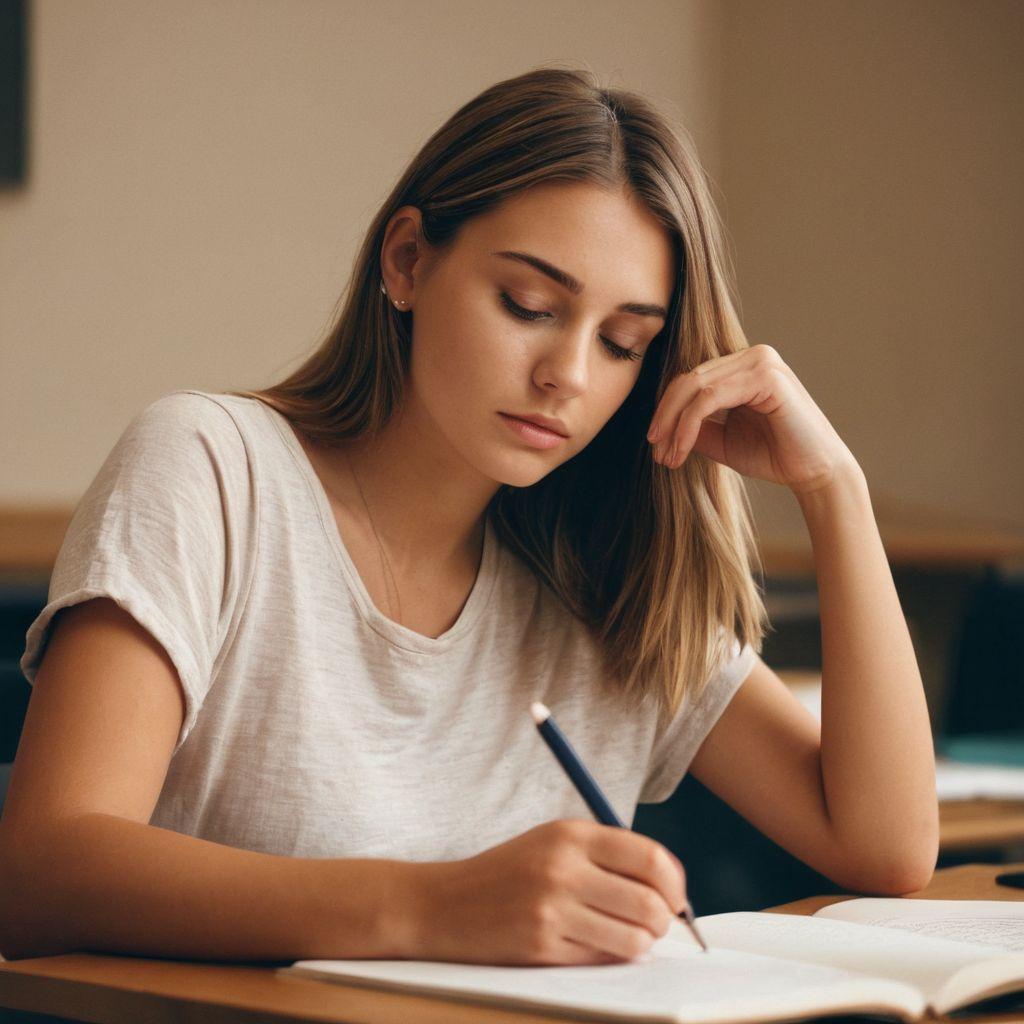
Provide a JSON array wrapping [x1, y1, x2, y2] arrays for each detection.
[[280, 898, 1024, 1023]]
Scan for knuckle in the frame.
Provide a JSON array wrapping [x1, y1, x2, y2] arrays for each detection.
[[640, 888, 663, 923], [645, 841, 666, 873], [539, 857, 569, 890], [527, 898, 558, 933], [553, 818, 584, 842], [627, 927, 654, 959]]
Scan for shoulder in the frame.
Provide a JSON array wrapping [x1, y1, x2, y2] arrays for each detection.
[[127, 389, 250, 441], [116, 389, 261, 472]]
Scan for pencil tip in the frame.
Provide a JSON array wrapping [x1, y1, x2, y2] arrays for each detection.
[[530, 701, 550, 724]]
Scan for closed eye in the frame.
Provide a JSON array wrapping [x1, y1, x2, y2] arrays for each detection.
[[498, 291, 642, 362]]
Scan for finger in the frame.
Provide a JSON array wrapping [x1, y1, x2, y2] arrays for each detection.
[[587, 829, 688, 918], [561, 899, 661, 961], [576, 860, 680, 940], [648, 349, 751, 442], [664, 368, 777, 468], [650, 364, 742, 453], [689, 416, 727, 464], [555, 935, 624, 966], [648, 344, 791, 445], [688, 347, 750, 377]]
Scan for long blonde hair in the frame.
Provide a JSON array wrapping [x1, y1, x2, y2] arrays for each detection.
[[229, 63, 769, 730]]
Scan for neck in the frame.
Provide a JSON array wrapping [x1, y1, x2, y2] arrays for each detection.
[[304, 395, 500, 576]]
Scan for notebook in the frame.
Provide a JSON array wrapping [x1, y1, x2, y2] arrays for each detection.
[[279, 898, 1024, 1023]]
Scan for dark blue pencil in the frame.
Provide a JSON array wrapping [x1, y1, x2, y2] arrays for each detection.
[[530, 700, 709, 952]]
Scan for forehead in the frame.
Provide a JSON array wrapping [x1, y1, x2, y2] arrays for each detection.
[[459, 181, 676, 300]]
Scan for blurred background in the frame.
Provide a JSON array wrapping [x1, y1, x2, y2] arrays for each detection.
[[1, 0, 1022, 914]]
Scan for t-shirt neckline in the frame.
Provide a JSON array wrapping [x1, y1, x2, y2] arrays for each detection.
[[258, 398, 500, 655]]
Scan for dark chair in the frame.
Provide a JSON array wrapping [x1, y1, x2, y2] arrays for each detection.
[[944, 567, 1024, 736], [631, 580, 842, 916], [0, 578, 48, 816], [0, 661, 32, 815]]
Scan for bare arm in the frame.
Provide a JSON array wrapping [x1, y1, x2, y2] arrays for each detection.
[[1, 812, 419, 961], [795, 463, 938, 889], [0, 598, 419, 961], [690, 464, 938, 895]]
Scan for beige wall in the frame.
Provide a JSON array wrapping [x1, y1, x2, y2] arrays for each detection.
[[0, 0, 722, 503], [719, 0, 1024, 541], [2, 0, 1020, 547]]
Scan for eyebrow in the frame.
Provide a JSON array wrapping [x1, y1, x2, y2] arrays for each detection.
[[490, 250, 668, 320]]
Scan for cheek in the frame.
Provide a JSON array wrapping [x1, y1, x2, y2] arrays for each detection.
[[414, 295, 523, 400]]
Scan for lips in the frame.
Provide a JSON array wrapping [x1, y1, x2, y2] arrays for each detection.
[[502, 412, 569, 438]]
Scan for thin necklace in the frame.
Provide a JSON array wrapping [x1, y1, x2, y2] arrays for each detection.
[[344, 447, 403, 624]]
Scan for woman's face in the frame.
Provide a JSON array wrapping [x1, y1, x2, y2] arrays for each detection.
[[395, 181, 676, 488]]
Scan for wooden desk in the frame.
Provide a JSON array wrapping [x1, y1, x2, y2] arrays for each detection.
[[1, 862, 1021, 1024], [940, 799, 1024, 854]]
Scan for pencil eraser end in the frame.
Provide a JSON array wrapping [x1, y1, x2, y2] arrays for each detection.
[[530, 701, 550, 724]]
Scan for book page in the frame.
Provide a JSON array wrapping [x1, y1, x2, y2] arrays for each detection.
[[814, 899, 1024, 951], [693, 910, 1016, 1004], [284, 942, 924, 1024]]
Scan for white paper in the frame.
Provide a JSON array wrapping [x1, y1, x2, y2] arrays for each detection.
[[694, 910, 1010, 1003], [814, 898, 1024, 951], [285, 941, 923, 1024]]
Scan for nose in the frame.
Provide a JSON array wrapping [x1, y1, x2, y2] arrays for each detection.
[[531, 327, 590, 397]]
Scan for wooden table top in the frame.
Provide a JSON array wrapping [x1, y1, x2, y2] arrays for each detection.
[[940, 799, 1024, 852], [1, 861, 1021, 1024]]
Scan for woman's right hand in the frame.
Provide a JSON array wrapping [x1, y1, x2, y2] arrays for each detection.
[[403, 819, 689, 966]]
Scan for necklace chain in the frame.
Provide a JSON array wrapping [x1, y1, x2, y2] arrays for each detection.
[[344, 447, 403, 624]]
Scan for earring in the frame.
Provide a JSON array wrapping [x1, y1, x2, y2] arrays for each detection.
[[380, 279, 408, 310]]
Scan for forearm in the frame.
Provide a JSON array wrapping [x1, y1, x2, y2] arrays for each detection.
[[0, 812, 421, 961], [796, 463, 939, 891]]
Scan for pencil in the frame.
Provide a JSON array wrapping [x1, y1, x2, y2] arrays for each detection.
[[529, 700, 709, 953]]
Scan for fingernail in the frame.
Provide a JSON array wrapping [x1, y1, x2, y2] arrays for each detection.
[[647, 423, 661, 443]]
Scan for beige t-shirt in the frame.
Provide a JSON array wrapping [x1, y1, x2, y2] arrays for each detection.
[[20, 390, 757, 861]]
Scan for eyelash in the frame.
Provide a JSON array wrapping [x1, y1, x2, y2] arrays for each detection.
[[498, 291, 642, 362]]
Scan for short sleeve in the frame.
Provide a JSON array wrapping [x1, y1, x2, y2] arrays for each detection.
[[20, 391, 256, 755], [638, 635, 757, 804]]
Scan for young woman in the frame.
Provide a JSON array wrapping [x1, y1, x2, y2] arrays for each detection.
[[0, 66, 937, 967]]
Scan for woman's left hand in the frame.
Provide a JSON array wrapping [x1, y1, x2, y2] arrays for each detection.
[[646, 344, 859, 495]]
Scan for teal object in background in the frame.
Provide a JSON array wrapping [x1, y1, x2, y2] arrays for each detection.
[[937, 732, 1024, 767]]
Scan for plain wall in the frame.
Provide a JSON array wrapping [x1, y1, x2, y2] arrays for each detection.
[[718, 0, 1023, 540], [1, 0, 1020, 545], [0, 0, 722, 498]]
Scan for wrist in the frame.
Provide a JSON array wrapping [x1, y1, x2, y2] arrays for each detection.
[[387, 858, 438, 959], [312, 857, 436, 960], [793, 456, 869, 516]]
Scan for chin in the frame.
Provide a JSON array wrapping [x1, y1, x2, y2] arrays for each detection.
[[492, 449, 571, 489]]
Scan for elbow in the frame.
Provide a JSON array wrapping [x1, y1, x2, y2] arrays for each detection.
[[825, 813, 939, 896], [827, 798, 939, 896], [859, 855, 936, 896], [834, 841, 938, 897]]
